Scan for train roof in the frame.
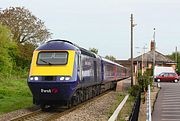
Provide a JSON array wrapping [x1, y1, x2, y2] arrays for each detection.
[[36, 39, 79, 51], [102, 57, 123, 67], [101, 58, 130, 69], [36, 39, 97, 58]]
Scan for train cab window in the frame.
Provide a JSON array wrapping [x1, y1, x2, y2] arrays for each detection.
[[37, 52, 68, 65]]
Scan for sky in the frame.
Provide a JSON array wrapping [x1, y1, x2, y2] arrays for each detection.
[[1, 0, 180, 59]]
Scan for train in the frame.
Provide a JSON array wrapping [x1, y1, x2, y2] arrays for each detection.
[[27, 39, 130, 110]]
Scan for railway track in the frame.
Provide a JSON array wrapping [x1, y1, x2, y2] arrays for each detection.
[[10, 90, 112, 121], [10, 109, 56, 121]]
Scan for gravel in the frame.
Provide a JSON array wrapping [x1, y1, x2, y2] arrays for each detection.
[[0, 106, 39, 121], [55, 91, 120, 121]]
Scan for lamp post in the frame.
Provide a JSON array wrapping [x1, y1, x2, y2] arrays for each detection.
[[130, 14, 136, 86]]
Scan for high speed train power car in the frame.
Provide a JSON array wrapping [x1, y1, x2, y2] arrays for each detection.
[[28, 39, 130, 110]]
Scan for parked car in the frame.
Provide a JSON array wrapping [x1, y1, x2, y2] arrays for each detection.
[[155, 72, 179, 83]]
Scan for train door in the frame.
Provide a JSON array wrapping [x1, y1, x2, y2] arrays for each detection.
[[94, 60, 97, 82], [77, 53, 82, 81]]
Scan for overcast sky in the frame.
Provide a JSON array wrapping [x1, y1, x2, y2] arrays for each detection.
[[1, 0, 180, 59]]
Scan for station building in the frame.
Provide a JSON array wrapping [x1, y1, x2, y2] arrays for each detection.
[[115, 41, 176, 75]]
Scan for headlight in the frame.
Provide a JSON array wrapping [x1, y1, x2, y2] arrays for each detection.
[[60, 77, 65, 81], [65, 77, 70, 81], [59, 76, 71, 81], [34, 77, 39, 81], [30, 77, 34, 80]]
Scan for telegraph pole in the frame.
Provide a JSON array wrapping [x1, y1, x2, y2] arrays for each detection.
[[153, 28, 156, 81], [176, 46, 178, 63], [153, 28, 156, 63], [130, 14, 135, 86]]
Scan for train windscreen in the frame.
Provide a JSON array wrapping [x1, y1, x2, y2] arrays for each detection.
[[37, 52, 68, 65]]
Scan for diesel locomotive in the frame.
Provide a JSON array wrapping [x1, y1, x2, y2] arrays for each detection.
[[27, 39, 130, 110]]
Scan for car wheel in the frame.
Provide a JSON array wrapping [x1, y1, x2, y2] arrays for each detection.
[[157, 79, 161, 82], [174, 79, 178, 83]]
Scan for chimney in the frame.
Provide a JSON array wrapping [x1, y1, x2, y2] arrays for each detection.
[[150, 40, 155, 51]]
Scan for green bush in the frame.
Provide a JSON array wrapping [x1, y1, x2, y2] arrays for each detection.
[[0, 24, 34, 77], [138, 70, 153, 92], [128, 85, 140, 97], [0, 24, 15, 76]]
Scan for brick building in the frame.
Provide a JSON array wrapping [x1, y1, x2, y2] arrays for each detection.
[[116, 41, 176, 75]]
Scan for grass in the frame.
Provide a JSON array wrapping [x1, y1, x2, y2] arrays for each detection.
[[117, 95, 135, 121], [108, 92, 136, 121], [0, 77, 33, 115], [108, 92, 125, 118]]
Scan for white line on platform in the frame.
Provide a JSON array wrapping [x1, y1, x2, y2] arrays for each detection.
[[162, 110, 180, 113], [164, 90, 180, 92], [162, 102, 180, 104], [164, 90, 178, 92], [164, 90, 180, 91], [164, 93, 180, 95], [162, 119, 180, 121], [163, 99, 180, 101], [162, 105, 180, 107], [164, 94, 180, 97], [163, 97, 180, 100], [162, 98, 180, 102], [163, 100, 180, 102], [164, 91, 180, 93], [162, 107, 180, 110], [162, 114, 180, 117], [163, 87, 179, 92]]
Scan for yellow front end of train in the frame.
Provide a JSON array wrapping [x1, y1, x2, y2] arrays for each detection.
[[29, 50, 76, 77]]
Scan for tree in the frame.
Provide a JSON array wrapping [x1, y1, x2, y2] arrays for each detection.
[[105, 55, 116, 62], [167, 52, 180, 74], [16, 43, 35, 69], [89, 48, 98, 54], [0, 24, 15, 75], [0, 7, 51, 45]]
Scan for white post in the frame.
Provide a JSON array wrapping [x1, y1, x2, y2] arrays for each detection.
[[148, 84, 151, 121], [146, 84, 151, 121]]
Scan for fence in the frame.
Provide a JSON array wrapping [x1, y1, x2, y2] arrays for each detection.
[[129, 91, 141, 121]]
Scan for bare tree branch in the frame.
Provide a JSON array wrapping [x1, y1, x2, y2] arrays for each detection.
[[0, 7, 52, 45]]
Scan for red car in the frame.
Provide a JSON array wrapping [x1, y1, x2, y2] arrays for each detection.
[[155, 72, 179, 83]]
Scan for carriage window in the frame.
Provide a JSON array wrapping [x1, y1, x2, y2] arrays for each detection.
[[37, 52, 68, 65]]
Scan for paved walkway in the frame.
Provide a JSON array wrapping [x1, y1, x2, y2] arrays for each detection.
[[152, 82, 180, 121], [116, 78, 131, 91]]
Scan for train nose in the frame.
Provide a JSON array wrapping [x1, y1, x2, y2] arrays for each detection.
[[28, 81, 78, 103]]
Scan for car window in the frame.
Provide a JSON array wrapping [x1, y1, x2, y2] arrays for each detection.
[[169, 73, 176, 76], [159, 73, 165, 76], [164, 73, 169, 77]]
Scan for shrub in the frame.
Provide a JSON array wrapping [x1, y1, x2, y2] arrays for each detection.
[[128, 85, 140, 97], [0, 24, 15, 76], [138, 71, 153, 92]]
